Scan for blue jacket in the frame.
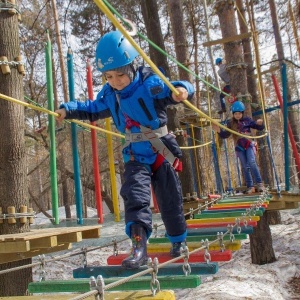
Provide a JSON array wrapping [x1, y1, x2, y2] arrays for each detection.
[[218, 117, 264, 151], [60, 66, 195, 164]]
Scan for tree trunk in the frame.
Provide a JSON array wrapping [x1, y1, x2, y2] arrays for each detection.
[[0, 7, 32, 296], [249, 212, 277, 264], [167, 0, 194, 196], [140, 0, 170, 77], [215, 1, 250, 114]]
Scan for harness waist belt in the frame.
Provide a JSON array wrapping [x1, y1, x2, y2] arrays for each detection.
[[124, 125, 178, 167], [125, 125, 168, 143]]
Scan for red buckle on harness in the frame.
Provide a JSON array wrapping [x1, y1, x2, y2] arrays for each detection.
[[173, 158, 182, 172], [151, 154, 182, 172]]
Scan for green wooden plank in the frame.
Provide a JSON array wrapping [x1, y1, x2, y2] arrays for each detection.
[[194, 210, 263, 219], [73, 263, 218, 278], [218, 196, 271, 203], [28, 276, 201, 293], [149, 233, 248, 243]]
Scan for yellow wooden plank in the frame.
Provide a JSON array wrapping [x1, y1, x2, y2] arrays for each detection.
[[203, 32, 252, 47], [0, 290, 175, 300], [187, 215, 260, 224], [0, 240, 30, 253], [0, 226, 101, 242], [0, 243, 72, 264], [57, 232, 82, 244], [148, 240, 241, 253], [30, 236, 58, 249], [81, 227, 101, 239]]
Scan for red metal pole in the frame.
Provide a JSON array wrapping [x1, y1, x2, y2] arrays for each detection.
[[87, 59, 103, 223], [272, 74, 300, 173]]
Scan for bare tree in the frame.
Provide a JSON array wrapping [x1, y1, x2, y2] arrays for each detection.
[[167, 0, 194, 195], [0, 4, 32, 296]]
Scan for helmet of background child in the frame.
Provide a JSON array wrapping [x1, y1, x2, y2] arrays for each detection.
[[231, 101, 245, 113], [215, 57, 222, 65], [95, 31, 139, 72]]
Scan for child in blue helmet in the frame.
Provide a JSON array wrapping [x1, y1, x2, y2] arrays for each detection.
[[215, 57, 230, 114], [55, 31, 195, 269], [212, 101, 264, 194]]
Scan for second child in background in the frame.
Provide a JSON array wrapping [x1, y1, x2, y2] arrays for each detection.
[[212, 101, 265, 194], [215, 57, 230, 114]]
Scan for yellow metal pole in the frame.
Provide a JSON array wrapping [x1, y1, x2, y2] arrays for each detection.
[[106, 119, 120, 222]]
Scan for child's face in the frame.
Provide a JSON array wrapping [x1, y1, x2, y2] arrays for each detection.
[[233, 111, 243, 120], [105, 70, 131, 90]]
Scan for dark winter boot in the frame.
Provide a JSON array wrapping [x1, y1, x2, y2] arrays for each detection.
[[170, 241, 187, 257], [121, 224, 148, 269]]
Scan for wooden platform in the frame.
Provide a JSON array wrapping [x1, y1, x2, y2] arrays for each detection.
[[0, 225, 101, 264]]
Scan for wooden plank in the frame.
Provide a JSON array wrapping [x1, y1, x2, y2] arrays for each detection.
[[199, 207, 265, 213], [107, 250, 232, 265], [149, 233, 248, 244], [187, 220, 257, 229], [81, 227, 101, 239], [186, 215, 260, 224], [30, 236, 58, 249], [0, 240, 30, 253], [203, 32, 252, 47], [0, 291, 176, 300], [28, 275, 201, 293], [147, 240, 241, 252], [187, 226, 254, 236], [270, 191, 300, 202], [194, 210, 263, 218], [267, 201, 299, 210], [0, 243, 72, 265], [73, 263, 219, 278], [57, 232, 82, 244], [0, 226, 101, 242]]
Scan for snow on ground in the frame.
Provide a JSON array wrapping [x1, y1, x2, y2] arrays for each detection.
[[32, 206, 300, 299]]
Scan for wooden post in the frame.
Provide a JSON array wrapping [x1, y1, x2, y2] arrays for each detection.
[[7, 206, 16, 224], [20, 205, 27, 224]]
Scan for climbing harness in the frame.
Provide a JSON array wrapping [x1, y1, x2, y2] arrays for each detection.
[[123, 125, 181, 171]]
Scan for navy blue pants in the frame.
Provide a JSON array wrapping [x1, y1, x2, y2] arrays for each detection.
[[120, 160, 186, 241]]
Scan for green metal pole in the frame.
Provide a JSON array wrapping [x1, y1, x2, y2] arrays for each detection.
[[45, 32, 59, 224]]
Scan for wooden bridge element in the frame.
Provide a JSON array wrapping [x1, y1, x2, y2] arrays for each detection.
[[0, 225, 101, 264]]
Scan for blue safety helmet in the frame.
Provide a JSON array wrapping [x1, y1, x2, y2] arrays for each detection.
[[231, 101, 245, 113], [215, 57, 222, 65], [95, 31, 139, 72]]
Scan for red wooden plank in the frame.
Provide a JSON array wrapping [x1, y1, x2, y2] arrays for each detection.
[[187, 220, 257, 228], [208, 204, 268, 210], [107, 250, 232, 265]]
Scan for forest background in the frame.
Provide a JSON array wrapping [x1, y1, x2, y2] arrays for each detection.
[[0, 0, 299, 297]]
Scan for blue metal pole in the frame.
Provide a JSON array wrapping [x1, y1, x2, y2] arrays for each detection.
[[67, 48, 83, 224], [211, 135, 223, 194], [223, 140, 232, 192], [282, 63, 290, 191]]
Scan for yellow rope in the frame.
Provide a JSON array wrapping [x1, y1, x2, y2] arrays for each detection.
[[94, 0, 267, 141], [0, 93, 124, 138]]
